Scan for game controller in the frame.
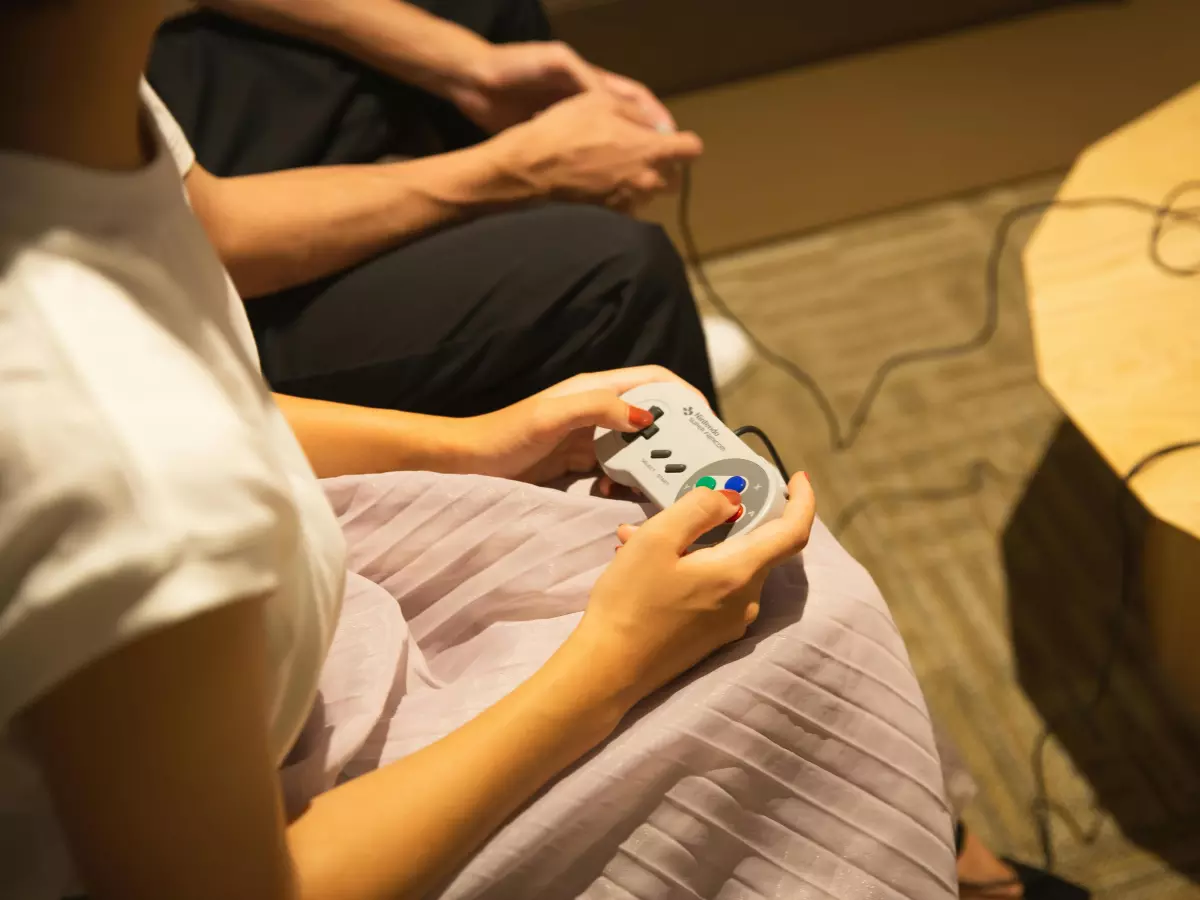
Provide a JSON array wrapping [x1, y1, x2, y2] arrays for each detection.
[[595, 382, 790, 549]]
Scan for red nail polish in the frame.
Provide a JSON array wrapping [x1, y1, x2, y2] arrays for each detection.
[[802, 471, 810, 483], [718, 489, 741, 505], [628, 406, 655, 428]]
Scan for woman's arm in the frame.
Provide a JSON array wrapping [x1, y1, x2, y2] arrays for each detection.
[[273, 393, 465, 478], [23, 599, 629, 900], [24, 477, 815, 900], [274, 367, 701, 480]]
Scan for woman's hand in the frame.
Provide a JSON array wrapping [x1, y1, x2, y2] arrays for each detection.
[[446, 366, 708, 484], [572, 471, 816, 706]]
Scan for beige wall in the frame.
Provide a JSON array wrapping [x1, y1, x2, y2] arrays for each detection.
[[637, 0, 1200, 256]]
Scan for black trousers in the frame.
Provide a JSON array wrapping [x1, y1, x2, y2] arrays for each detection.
[[148, 2, 717, 417]]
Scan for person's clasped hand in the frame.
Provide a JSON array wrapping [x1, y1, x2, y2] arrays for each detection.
[[450, 40, 675, 134], [491, 90, 701, 211], [448, 41, 701, 211]]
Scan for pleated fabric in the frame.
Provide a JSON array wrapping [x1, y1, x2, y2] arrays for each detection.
[[280, 471, 958, 900]]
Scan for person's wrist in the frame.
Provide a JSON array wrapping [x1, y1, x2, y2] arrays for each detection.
[[473, 126, 554, 203], [363, 409, 477, 476], [401, 414, 482, 475], [541, 624, 641, 737], [564, 614, 659, 710], [433, 137, 549, 212], [439, 40, 501, 101]]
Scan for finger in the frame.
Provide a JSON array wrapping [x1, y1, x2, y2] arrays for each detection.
[[545, 41, 605, 94], [600, 480, 645, 501], [534, 389, 653, 438], [648, 130, 704, 164], [607, 90, 665, 131], [658, 160, 683, 193], [631, 486, 739, 556], [602, 71, 676, 132], [543, 366, 709, 407], [606, 185, 637, 214], [632, 169, 669, 195], [616, 523, 639, 544], [702, 472, 816, 571], [566, 448, 598, 473], [562, 427, 595, 452]]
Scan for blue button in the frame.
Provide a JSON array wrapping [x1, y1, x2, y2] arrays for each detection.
[[724, 475, 748, 493]]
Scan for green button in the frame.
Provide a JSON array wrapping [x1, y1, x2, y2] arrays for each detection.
[[695, 476, 718, 490]]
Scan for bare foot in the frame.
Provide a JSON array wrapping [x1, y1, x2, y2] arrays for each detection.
[[957, 827, 1021, 898]]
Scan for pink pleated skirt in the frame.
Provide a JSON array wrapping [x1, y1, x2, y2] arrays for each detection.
[[280, 472, 959, 900]]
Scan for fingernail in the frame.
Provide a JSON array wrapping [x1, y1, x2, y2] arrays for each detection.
[[718, 489, 741, 506], [628, 405, 654, 428], [801, 471, 810, 483]]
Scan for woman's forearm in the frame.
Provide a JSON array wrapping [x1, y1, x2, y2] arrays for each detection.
[[188, 147, 532, 298], [288, 628, 630, 900], [199, 0, 491, 97], [275, 393, 466, 478]]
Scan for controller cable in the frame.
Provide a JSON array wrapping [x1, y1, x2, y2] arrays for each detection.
[[1026, 439, 1200, 875], [676, 164, 1200, 876], [733, 424, 789, 480]]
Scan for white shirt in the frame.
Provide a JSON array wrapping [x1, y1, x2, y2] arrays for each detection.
[[0, 83, 346, 899]]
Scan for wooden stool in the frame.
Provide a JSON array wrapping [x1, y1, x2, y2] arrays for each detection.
[[1025, 83, 1200, 724]]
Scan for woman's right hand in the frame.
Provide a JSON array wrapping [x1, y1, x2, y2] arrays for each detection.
[[575, 472, 815, 707]]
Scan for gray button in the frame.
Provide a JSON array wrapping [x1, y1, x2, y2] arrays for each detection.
[[650, 406, 664, 420], [665, 463, 687, 474], [651, 449, 672, 459], [641, 424, 660, 439]]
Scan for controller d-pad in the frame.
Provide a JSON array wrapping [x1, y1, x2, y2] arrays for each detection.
[[624, 421, 661, 443]]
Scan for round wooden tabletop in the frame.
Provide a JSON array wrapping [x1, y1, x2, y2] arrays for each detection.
[[1025, 84, 1200, 540], [1024, 84, 1200, 723]]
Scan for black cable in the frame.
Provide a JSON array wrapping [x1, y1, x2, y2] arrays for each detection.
[[734, 424, 789, 480], [679, 168, 1200, 453], [829, 459, 1013, 539], [678, 165, 1200, 876], [1029, 439, 1200, 872]]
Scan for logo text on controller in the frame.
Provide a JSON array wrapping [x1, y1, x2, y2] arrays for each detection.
[[684, 408, 726, 452]]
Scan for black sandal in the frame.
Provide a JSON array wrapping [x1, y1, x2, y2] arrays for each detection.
[[956, 822, 1091, 899]]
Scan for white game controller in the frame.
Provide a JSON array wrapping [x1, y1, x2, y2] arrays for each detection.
[[595, 382, 790, 548]]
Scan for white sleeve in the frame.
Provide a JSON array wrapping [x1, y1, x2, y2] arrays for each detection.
[[139, 78, 197, 178], [0, 284, 292, 730], [0, 455, 286, 727]]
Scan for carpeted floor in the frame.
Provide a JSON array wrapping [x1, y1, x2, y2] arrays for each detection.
[[692, 174, 1200, 899]]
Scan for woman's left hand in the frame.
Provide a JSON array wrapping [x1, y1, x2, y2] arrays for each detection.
[[448, 367, 707, 486]]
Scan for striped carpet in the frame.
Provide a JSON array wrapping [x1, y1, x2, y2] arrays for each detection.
[[691, 174, 1200, 899]]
